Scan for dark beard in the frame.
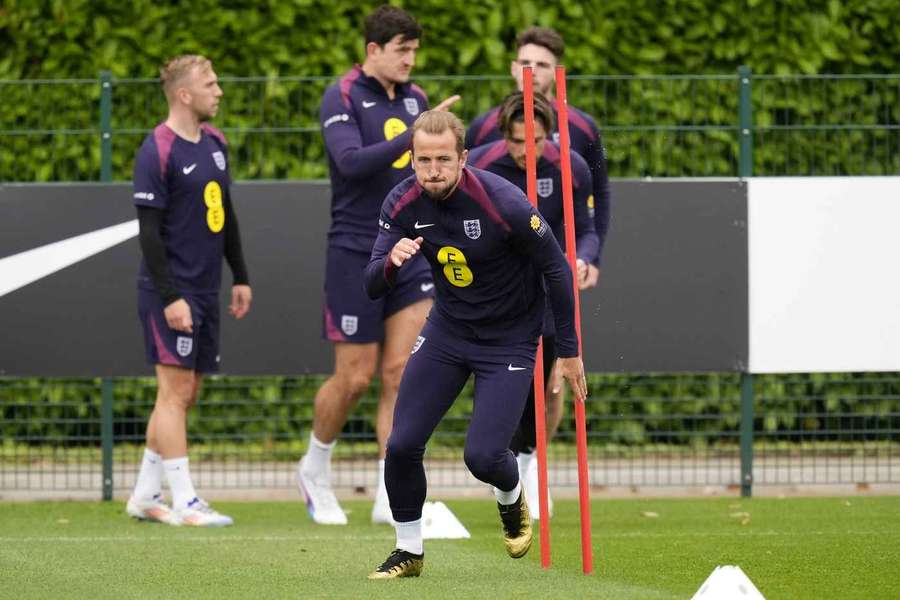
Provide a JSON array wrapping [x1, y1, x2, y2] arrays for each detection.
[[421, 176, 460, 202], [423, 186, 452, 201]]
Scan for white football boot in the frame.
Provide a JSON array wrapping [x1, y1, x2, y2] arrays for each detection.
[[172, 497, 233, 527], [126, 494, 175, 524], [297, 455, 347, 525]]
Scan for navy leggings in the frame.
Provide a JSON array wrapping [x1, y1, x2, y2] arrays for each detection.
[[509, 335, 557, 455], [385, 321, 538, 522]]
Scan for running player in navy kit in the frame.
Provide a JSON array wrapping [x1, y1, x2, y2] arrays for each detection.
[[127, 55, 251, 527], [468, 91, 597, 519], [364, 111, 587, 579], [465, 27, 610, 289], [298, 5, 461, 526]]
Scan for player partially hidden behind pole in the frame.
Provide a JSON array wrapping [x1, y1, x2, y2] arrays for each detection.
[[364, 111, 587, 578], [466, 26, 611, 515], [127, 55, 252, 527], [468, 91, 598, 519], [296, 5, 459, 526]]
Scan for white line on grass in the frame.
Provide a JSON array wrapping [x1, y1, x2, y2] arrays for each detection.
[[0, 529, 892, 543], [0, 534, 391, 543]]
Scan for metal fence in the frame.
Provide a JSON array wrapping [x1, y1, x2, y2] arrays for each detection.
[[2, 69, 898, 500], [2, 373, 897, 500], [1, 69, 899, 182]]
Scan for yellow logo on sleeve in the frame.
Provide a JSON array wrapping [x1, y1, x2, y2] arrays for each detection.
[[587, 194, 595, 209], [204, 181, 225, 233], [384, 117, 411, 169], [530, 214, 547, 237], [437, 246, 473, 287]]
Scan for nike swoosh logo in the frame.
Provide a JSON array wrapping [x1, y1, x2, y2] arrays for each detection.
[[420, 283, 435, 292], [0, 220, 139, 298], [508, 364, 527, 371], [362, 101, 376, 108], [182, 164, 197, 174], [414, 222, 435, 229]]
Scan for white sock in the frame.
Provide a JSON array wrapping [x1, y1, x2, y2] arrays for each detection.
[[302, 432, 335, 475], [375, 459, 388, 502], [395, 518, 423, 555], [132, 448, 163, 501], [494, 481, 522, 506], [163, 457, 198, 510], [516, 451, 534, 481]]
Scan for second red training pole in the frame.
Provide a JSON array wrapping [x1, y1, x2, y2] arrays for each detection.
[[555, 64, 594, 575]]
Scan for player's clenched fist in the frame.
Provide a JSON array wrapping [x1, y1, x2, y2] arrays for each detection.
[[390, 236, 424, 267]]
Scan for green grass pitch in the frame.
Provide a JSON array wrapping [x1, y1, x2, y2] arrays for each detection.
[[1, 496, 897, 599]]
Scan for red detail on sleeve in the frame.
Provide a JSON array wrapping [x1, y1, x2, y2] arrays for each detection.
[[390, 183, 425, 220], [410, 83, 428, 103], [152, 124, 176, 180], [339, 66, 363, 109], [552, 99, 596, 140], [473, 108, 501, 146], [471, 140, 508, 170], [201, 123, 228, 145]]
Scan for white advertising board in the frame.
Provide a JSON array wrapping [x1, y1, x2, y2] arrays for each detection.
[[749, 177, 900, 373]]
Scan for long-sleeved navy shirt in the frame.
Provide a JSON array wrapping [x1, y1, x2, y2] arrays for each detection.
[[364, 167, 579, 357], [320, 65, 429, 254], [465, 100, 611, 265], [468, 139, 599, 265]]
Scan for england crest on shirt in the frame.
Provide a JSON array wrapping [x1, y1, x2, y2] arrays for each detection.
[[463, 219, 481, 240], [212, 151, 226, 171], [341, 315, 358, 336], [176, 336, 193, 357], [537, 178, 554, 198], [404, 98, 420, 116]]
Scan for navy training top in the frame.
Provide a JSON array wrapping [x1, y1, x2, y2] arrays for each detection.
[[364, 167, 579, 357]]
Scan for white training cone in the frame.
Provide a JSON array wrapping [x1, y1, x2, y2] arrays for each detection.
[[421, 501, 470, 539], [691, 565, 766, 600]]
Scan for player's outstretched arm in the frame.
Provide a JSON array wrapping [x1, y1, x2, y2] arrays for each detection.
[[512, 205, 579, 358], [556, 356, 588, 402], [587, 123, 611, 275], [582, 264, 600, 289], [433, 95, 461, 112], [572, 153, 600, 268], [389, 236, 423, 267], [571, 156, 599, 290], [320, 86, 414, 181], [364, 211, 409, 299]]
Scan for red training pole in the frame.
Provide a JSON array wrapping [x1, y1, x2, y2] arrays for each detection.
[[555, 65, 594, 575], [522, 66, 552, 569]]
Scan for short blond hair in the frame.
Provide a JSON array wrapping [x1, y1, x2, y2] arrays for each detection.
[[410, 110, 466, 155], [160, 55, 211, 101]]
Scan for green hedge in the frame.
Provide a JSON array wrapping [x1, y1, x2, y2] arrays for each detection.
[[3, 0, 897, 79], [1, 1, 899, 182], [2, 373, 897, 449]]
